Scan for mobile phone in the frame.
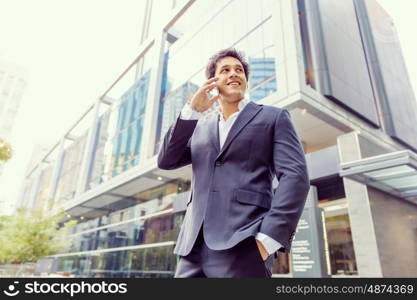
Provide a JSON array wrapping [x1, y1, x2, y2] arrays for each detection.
[[210, 86, 219, 98]]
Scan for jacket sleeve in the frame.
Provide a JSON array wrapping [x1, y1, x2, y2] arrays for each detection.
[[157, 115, 198, 170], [259, 109, 310, 252]]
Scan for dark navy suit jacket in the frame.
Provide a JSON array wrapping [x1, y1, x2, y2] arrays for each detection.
[[158, 101, 310, 256]]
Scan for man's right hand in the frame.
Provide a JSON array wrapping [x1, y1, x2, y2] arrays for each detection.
[[189, 77, 220, 112]]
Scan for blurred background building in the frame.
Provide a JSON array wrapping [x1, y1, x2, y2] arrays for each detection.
[[20, 0, 417, 277], [0, 59, 28, 214]]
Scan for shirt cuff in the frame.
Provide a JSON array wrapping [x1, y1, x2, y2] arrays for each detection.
[[255, 232, 284, 255], [180, 103, 202, 120]]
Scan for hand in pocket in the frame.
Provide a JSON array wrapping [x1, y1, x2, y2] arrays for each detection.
[[255, 239, 268, 261]]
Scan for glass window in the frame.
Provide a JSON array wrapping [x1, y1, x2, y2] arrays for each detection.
[[64, 181, 190, 253], [126, 125, 134, 163], [33, 166, 53, 210], [90, 71, 150, 183], [87, 44, 151, 188], [66, 213, 177, 253], [297, 0, 315, 88], [119, 129, 128, 164], [155, 0, 278, 151], [133, 118, 144, 165], [55, 244, 176, 278], [54, 133, 88, 203], [271, 252, 290, 275], [325, 214, 357, 276], [320, 200, 358, 276], [87, 111, 111, 187], [235, 17, 277, 101], [122, 99, 132, 130]]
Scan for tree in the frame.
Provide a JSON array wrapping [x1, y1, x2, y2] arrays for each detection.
[[0, 138, 12, 163], [0, 215, 10, 231], [0, 207, 77, 263]]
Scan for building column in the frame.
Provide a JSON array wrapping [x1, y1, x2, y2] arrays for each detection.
[[139, 30, 166, 161], [27, 167, 42, 211], [48, 138, 66, 211], [337, 131, 383, 277], [75, 100, 101, 197]]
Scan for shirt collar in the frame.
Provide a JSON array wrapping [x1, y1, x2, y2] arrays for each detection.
[[217, 98, 250, 120]]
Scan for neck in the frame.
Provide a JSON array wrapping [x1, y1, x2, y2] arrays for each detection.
[[219, 96, 243, 121]]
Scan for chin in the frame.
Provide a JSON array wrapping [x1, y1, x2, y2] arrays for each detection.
[[222, 92, 245, 102]]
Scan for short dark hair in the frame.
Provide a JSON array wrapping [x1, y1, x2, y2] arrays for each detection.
[[205, 48, 250, 80]]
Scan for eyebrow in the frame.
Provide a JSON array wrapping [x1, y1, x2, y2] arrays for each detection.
[[219, 64, 243, 69]]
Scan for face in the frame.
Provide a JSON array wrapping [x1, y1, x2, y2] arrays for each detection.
[[214, 56, 247, 102]]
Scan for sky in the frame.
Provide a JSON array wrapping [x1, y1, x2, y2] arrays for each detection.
[[0, 0, 416, 215], [0, 0, 146, 214]]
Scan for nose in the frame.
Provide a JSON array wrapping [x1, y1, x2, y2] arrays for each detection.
[[228, 70, 239, 78]]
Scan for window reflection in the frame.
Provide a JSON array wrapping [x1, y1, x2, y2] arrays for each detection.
[[238, 18, 277, 101], [71, 180, 188, 234], [271, 252, 290, 275], [67, 211, 181, 253], [87, 111, 110, 189], [325, 214, 358, 275], [33, 166, 53, 210], [320, 199, 358, 276], [87, 71, 149, 188], [55, 133, 88, 203], [108, 72, 149, 178], [155, 0, 278, 151], [55, 245, 176, 278], [66, 181, 190, 253], [297, 0, 316, 88]]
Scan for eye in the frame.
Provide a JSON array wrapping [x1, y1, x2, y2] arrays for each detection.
[[221, 68, 228, 73], [236, 68, 243, 72]]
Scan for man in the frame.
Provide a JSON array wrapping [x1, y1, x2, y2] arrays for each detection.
[[158, 48, 310, 277]]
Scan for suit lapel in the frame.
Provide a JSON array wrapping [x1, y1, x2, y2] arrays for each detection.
[[206, 113, 220, 153], [216, 101, 262, 160]]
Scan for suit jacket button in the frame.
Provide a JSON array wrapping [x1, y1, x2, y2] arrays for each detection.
[[215, 161, 222, 166]]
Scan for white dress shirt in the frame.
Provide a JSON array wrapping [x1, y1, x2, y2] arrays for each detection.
[[179, 99, 283, 256]]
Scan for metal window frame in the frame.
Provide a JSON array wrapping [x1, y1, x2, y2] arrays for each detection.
[[339, 150, 417, 204]]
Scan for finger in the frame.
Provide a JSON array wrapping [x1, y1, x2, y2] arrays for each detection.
[[208, 94, 220, 104], [203, 77, 219, 87], [204, 83, 217, 93]]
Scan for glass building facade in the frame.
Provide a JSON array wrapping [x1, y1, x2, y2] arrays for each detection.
[[41, 180, 189, 278], [25, 0, 417, 278], [86, 70, 150, 188]]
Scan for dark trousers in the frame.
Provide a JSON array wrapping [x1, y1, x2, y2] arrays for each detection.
[[174, 226, 273, 278]]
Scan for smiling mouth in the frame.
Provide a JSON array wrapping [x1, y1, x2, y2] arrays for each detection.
[[227, 82, 240, 86]]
